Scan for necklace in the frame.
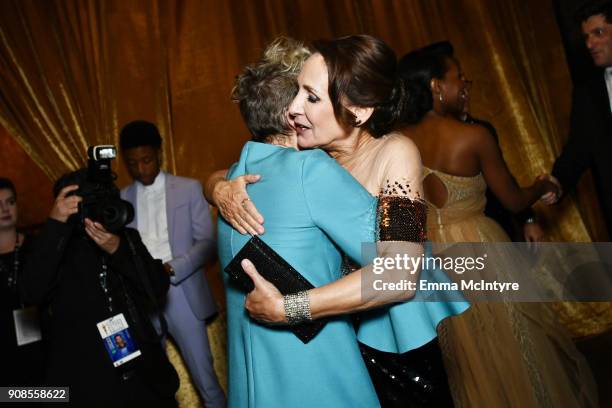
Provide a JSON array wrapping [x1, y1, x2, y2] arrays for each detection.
[[98, 255, 114, 313], [4, 234, 20, 291]]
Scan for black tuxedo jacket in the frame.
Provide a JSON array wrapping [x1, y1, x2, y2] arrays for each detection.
[[553, 70, 612, 234]]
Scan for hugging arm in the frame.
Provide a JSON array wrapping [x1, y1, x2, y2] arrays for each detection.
[[204, 168, 264, 235], [244, 144, 423, 324]]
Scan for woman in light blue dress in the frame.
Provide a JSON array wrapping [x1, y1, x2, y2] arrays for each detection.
[[219, 142, 382, 407], [218, 38, 380, 407], [215, 37, 468, 407]]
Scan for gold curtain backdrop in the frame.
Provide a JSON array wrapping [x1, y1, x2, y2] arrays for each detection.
[[1, 0, 601, 242], [0, 125, 53, 226], [1, 0, 611, 404]]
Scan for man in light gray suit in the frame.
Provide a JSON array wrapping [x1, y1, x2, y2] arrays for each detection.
[[119, 121, 225, 407]]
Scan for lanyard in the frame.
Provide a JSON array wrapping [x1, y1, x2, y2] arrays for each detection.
[[5, 234, 20, 292]]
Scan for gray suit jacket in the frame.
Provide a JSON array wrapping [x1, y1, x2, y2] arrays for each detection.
[[121, 172, 217, 320]]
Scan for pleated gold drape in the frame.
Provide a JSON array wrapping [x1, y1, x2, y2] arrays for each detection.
[[1, 0, 610, 403], [0, 0, 599, 239], [2, 0, 603, 238]]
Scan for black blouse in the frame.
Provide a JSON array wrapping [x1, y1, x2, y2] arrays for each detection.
[[0, 238, 45, 386]]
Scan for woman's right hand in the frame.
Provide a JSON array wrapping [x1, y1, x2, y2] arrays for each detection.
[[242, 259, 286, 324], [50, 185, 82, 223], [536, 174, 561, 205], [213, 174, 265, 235]]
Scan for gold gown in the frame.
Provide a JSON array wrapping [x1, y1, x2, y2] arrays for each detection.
[[424, 168, 598, 408]]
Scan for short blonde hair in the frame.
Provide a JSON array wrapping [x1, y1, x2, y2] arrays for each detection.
[[232, 37, 310, 141], [260, 37, 311, 74]]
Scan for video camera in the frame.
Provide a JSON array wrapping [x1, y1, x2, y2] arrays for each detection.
[[76, 145, 134, 233]]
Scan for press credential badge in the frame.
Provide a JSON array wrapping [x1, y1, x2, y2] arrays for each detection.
[[97, 313, 141, 367], [13, 306, 42, 346]]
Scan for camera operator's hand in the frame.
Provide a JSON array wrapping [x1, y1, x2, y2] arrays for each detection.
[[50, 184, 82, 223], [84, 218, 120, 254]]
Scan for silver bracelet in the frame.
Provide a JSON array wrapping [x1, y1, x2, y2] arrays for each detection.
[[283, 291, 311, 324]]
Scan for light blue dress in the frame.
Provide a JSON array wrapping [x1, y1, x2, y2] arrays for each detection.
[[218, 141, 468, 407]]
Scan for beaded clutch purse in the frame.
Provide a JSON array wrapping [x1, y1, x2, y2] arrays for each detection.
[[224, 235, 326, 343]]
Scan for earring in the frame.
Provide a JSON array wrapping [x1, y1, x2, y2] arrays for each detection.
[[355, 119, 362, 126], [439, 93, 445, 105]]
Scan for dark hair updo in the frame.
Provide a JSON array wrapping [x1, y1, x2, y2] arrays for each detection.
[[313, 34, 409, 138], [397, 41, 455, 124]]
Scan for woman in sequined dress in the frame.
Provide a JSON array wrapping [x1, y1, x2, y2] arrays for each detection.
[[210, 35, 469, 407], [397, 45, 598, 407], [0, 178, 45, 386]]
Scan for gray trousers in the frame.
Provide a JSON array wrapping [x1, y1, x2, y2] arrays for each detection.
[[154, 284, 226, 408]]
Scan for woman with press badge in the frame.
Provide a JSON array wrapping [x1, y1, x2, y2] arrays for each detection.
[[20, 153, 179, 406]]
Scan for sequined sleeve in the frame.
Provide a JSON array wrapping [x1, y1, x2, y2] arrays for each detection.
[[377, 179, 427, 243]]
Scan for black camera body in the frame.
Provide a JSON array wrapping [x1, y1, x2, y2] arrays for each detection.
[[77, 145, 134, 233]]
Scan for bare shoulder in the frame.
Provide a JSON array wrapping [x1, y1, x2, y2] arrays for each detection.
[[446, 120, 496, 152], [376, 132, 423, 183], [458, 119, 492, 138], [378, 132, 422, 162]]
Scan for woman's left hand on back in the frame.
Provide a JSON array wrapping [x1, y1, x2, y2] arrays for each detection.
[[241, 259, 286, 324], [214, 174, 265, 235]]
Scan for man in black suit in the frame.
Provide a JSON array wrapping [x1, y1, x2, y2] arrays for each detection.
[[548, 4, 612, 404], [548, 1, 612, 236]]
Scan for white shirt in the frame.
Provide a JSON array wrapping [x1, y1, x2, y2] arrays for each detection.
[[136, 172, 173, 263], [605, 67, 612, 113]]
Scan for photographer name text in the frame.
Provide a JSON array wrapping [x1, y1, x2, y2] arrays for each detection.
[[372, 279, 520, 293]]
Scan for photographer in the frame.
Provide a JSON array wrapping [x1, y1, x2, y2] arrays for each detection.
[[20, 167, 179, 406]]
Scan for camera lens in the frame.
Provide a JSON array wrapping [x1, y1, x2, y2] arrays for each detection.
[[103, 205, 119, 222], [100, 199, 134, 232]]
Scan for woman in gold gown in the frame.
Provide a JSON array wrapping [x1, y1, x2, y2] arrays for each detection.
[[399, 44, 598, 407]]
